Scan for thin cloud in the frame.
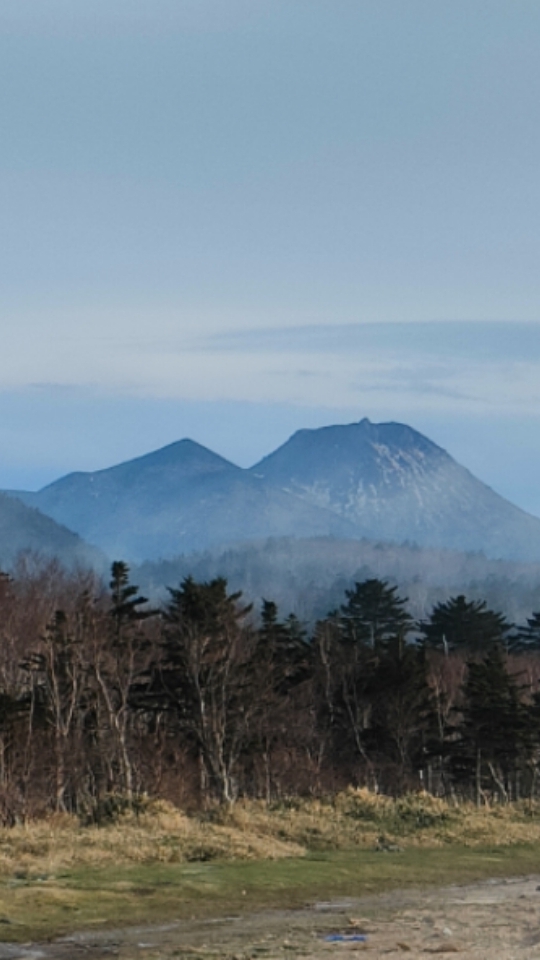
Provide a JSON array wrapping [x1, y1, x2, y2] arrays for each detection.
[[1, 321, 539, 419], [202, 321, 540, 362]]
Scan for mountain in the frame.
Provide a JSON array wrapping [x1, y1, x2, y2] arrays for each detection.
[[9, 418, 540, 565], [11, 439, 358, 562], [0, 492, 104, 570], [250, 418, 540, 562]]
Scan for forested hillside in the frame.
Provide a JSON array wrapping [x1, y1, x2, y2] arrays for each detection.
[[2, 556, 540, 821], [0, 492, 104, 570], [135, 536, 540, 625]]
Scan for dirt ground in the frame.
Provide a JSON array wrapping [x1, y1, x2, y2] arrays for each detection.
[[5, 873, 540, 960]]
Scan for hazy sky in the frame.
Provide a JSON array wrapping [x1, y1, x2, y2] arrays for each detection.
[[2, 2, 540, 513]]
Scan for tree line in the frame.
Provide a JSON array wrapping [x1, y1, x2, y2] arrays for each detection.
[[135, 535, 540, 626], [1, 555, 540, 822]]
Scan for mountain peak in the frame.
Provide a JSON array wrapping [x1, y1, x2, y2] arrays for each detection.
[[258, 419, 446, 471], [103, 437, 238, 480], [250, 418, 540, 560], [36, 438, 238, 498]]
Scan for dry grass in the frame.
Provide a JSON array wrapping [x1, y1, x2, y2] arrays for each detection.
[[0, 802, 303, 879], [2, 793, 540, 942], [1, 790, 540, 880], [215, 788, 540, 853]]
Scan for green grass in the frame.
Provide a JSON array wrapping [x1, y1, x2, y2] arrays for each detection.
[[2, 843, 540, 942], [2, 790, 540, 943]]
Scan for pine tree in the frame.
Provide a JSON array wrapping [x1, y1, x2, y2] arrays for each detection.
[[513, 611, 540, 653], [420, 595, 509, 653], [92, 562, 155, 802], [315, 581, 413, 789], [109, 560, 153, 643], [258, 601, 311, 693], [160, 577, 255, 804], [248, 601, 312, 799], [340, 579, 413, 651], [451, 646, 528, 803], [366, 634, 433, 789]]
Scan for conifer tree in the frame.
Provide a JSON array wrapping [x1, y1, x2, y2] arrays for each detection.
[[514, 611, 540, 652], [258, 601, 311, 693], [366, 634, 433, 788], [109, 560, 153, 642], [92, 562, 154, 802], [452, 646, 528, 803], [340, 579, 413, 651], [160, 576, 255, 804], [420, 595, 509, 653]]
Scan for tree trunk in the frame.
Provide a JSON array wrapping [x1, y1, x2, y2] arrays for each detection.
[[475, 747, 482, 807]]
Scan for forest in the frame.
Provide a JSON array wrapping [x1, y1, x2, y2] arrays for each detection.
[[1, 554, 540, 824], [135, 535, 540, 625]]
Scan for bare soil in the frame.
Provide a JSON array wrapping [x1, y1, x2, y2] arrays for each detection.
[[5, 873, 540, 960]]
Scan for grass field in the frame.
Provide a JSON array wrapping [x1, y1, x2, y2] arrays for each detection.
[[1, 791, 540, 941]]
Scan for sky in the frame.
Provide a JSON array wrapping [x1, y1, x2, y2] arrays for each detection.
[[2, 1, 540, 514]]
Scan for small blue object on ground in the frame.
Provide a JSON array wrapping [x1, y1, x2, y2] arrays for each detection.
[[323, 934, 368, 942]]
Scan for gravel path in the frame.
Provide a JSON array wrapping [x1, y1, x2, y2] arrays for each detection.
[[4, 874, 540, 959]]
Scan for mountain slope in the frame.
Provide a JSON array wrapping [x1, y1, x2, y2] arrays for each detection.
[[0, 492, 104, 570], [12, 439, 359, 562], [250, 418, 540, 561], [11, 419, 540, 565]]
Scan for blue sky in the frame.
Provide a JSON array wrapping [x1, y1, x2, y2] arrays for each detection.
[[2, 2, 540, 514]]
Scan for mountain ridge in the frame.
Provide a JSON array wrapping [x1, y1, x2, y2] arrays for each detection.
[[10, 437, 359, 562], [6, 418, 540, 564]]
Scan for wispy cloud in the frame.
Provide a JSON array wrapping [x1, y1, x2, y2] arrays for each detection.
[[2, 320, 539, 418], [201, 321, 540, 363]]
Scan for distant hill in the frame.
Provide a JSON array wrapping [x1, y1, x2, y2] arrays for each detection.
[[8, 418, 540, 565], [133, 536, 540, 626], [0, 492, 104, 570], [251, 419, 540, 561], [10, 439, 358, 562]]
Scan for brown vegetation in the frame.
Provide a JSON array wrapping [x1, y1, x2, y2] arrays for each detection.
[[0, 558, 539, 822], [4, 791, 540, 879]]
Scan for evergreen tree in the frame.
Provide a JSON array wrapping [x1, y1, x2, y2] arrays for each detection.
[[314, 581, 414, 788], [451, 646, 529, 803], [160, 576, 255, 803], [513, 611, 540, 653], [92, 562, 155, 801], [366, 635, 433, 789], [257, 601, 311, 693], [340, 579, 413, 651], [420, 595, 509, 653], [109, 560, 153, 644], [524, 690, 540, 797], [248, 601, 312, 799]]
